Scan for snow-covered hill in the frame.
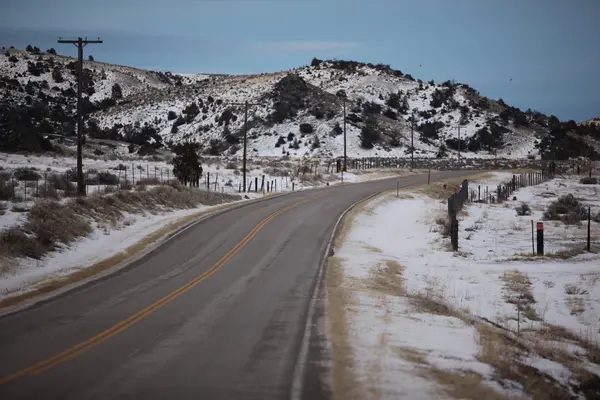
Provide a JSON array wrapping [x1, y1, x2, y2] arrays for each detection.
[[2, 47, 599, 160]]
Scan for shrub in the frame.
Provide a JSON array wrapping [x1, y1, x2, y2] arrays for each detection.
[[515, 202, 532, 216], [360, 118, 379, 149], [14, 167, 41, 181], [419, 121, 444, 141], [332, 122, 342, 136], [0, 179, 14, 200], [580, 176, 598, 185], [111, 83, 123, 99], [47, 173, 76, 194], [208, 139, 221, 155], [311, 135, 321, 149], [383, 109, 397, 120], [436, 144, 448, 158], [88, 55, 94, 61], [46, 48, 57, 55], [97, 172, 119, 185], [276, 136, 286, 147], [386, 92, 401, 109], [543, 194, 588, 224], [299, 123, 314, 134], [564, 284, 588, 295], [362, 101, 382, 115]]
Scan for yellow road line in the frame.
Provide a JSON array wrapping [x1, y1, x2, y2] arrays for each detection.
[[0, 193, 327, 385]]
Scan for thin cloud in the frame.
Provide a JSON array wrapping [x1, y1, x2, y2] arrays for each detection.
[[253, 41, 360, 52]]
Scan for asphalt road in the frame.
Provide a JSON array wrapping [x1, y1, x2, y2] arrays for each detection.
[[0, 170, 470, 400]]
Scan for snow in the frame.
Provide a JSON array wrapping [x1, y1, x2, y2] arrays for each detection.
[[332, 172, 600, 397], [0, 151, 426, 300], [1, 49, 553, 160], [0, 206, 210, 298]]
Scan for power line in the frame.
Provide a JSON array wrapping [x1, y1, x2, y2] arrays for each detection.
[[229, 100, 263, 193], [57, 37, 103, 197]]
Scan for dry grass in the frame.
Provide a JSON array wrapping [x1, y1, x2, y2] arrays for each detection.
[[0, 197, 246, 309], [501, 270, 538, 321], [363, 244, 383, 253], [327, 256, 367, 400], [428, 368, 513, 400], [0, 184, 240, 270], [475, 323, 573, 400], [367, 260, 406, 296]]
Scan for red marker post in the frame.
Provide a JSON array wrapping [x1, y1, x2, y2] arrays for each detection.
[[536, 222, 544, 256]]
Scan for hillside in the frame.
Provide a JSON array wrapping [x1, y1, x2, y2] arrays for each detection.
[[2, 46, 599, 160]]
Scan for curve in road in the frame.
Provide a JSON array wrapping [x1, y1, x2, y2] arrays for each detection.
[[0, 170, 470, 400]]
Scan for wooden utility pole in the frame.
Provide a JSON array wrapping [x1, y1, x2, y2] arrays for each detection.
[[410, 109, 415, 170], [57, 37, 102, 196], [230, 100, 262, 192], [343, 96, 347, 172], [457, 123, 462, 169]]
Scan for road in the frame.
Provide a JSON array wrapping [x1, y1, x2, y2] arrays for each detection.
[[0, 170, 469, 400]]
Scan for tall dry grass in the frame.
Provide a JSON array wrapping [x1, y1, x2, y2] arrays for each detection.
[[0, 184, 240, 263]]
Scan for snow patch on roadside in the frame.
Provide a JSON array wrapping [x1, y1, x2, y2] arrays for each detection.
[[331, 172, 600, 398], [0, 205, 215, 299]]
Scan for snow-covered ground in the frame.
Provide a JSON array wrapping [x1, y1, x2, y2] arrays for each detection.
[[328, 172, 600, 398], [0, 151, 426, 303], [1, 49, 554, 160], [0, 205, 212, 299]]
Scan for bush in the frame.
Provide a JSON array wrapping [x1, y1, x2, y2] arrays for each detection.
[[360, 118, 379, 149], [383, 109, 397, 120], [332, 122, 342, 136], [0, 179, 14, 200], [436, 144, 448, 158], [580, 176, 598, 185], [543, 194, 588, 224], [97, 172, 119, 185], [311, 135, 321, 149], [46, 48, 57, 55], [299, 123, 314, 134], [419, 121, 444, 141], [111, 83, 123, 99], [386, 92, 401, 109], [14, 167, 41, 181], [47, 173, 76, 193], [515, 202, 532, 216]]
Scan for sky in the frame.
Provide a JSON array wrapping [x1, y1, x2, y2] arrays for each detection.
[[0, 0, 598, 122]]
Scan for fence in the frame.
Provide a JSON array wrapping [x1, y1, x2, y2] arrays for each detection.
[[0, 160, 325, 202], [446, 169, 555, 251], [468, 170, 554, 205], [447, 180, 469, 251], [336, 156, 588, 174]]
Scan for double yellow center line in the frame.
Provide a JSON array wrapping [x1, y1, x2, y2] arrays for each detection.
[[0, 192, 327, 385]]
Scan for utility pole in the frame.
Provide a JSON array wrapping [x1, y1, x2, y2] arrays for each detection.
[[410, 109, 415, 170], [343, 96, 347, 172], [457, 123, 462, 169], [230, 100, 262, 192], [57, 37, 102, 196]]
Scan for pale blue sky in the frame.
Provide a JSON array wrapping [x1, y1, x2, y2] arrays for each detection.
[[0, 0, 598, 122]]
